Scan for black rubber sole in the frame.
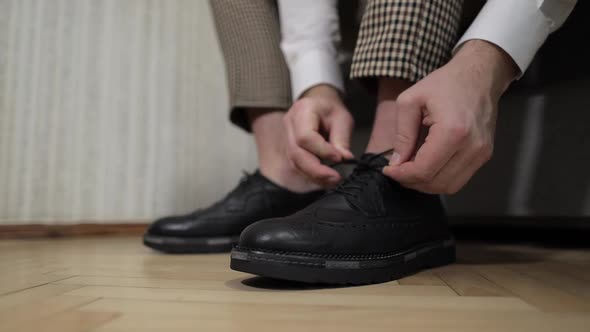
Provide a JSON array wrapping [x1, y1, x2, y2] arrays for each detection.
[[143, 234, 239, 253], [230, 238, 455, 284]]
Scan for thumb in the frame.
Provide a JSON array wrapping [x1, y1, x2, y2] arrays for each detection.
[[328, 110, 355, 160], [392, 96, 422, 165]]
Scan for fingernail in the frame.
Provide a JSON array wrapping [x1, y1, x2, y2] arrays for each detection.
[[391, 152, 401, 165], [336, 146, 353, 159]]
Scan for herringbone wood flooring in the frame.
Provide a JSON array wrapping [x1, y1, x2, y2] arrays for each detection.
[[1, 236, 589, 331]]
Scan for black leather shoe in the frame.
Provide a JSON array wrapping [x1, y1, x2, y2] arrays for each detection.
[[231, 152, 455, 284], [144, 171, 324, 253]]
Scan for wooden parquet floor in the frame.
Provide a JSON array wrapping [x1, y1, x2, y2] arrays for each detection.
[[0, 236, 589, 331]]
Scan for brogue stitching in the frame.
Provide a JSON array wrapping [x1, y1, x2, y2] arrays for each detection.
[[248, 255, 324, 266], [235, 241, 448, 260], [314, 220, 421, 230]]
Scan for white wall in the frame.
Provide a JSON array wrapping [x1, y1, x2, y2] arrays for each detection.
[[0, 0, 257, 224]]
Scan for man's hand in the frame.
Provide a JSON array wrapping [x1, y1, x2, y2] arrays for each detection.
[[383, 40, 519, 194], [284, 84, 354, 186]]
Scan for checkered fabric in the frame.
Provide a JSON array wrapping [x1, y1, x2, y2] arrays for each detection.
[[209, 0, 292, 132], [351, 0, 464, 83]]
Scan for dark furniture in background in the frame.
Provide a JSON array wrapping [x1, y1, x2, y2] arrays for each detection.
[[346, 2, 590, 228]]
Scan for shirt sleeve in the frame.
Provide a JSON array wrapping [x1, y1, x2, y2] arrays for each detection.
[[278, 0, 344, 100], [454, 0, 577, 76]]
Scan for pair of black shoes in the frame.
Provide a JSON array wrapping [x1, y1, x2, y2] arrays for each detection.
[[144, 152, 455, 284]]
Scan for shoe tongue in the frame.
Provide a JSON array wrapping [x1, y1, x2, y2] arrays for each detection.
[[251, 170, 277, 187], [359, 153, 390, 169], [332, 153, 391, 216]]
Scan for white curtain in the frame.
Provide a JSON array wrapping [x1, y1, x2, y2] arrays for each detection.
[[0, 0, 257, 224]]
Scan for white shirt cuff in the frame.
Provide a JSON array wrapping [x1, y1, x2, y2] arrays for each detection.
[[454, 0, 552, 77], [288, 49, 344, 100]]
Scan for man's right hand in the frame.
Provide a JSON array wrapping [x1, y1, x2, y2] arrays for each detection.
[[284, 84, 354, 186]]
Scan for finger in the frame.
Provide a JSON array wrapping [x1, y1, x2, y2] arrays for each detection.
[[424, 138, 493, 194], [327, 110, 354, 159], [401, 138, 492, 194], [400, 148, 476, 194], [444, 149, 491, 194], [384, 122, 466, 184], [293, 110, 341, 162], [391, 97, 422, 165], [286, 124, 341, 185], [291, 147, 342, 185]]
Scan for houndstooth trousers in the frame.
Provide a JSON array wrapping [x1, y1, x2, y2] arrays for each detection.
[[210, 0, 464, 132]]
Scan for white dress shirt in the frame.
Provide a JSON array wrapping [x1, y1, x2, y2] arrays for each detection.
[[278, 0, 577, 100], [455, 0, 577, 76], [277, 0, 344, 101]]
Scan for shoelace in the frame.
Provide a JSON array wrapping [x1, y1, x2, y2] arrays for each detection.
[[331, 149, 393, 201]]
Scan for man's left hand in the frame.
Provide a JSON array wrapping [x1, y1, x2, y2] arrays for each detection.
[[383, 40, 518, 194]]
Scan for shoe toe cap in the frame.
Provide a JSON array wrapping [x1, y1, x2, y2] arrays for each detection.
[[147, 216, 192, 237], [238, 218, 308, 252]]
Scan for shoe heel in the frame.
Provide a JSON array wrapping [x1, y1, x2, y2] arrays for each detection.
[[423, 240, 456, 269]]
